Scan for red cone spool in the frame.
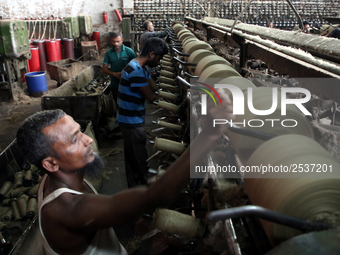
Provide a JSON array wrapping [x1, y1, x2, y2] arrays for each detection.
[[92, 31, 101, 53], [63, 38, 75, 59], [28, 46, 40, 72], [45, 40, 59, 62], [33, 40, 47, 71]]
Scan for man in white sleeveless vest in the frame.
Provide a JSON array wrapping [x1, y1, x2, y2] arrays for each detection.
[[16, 93, 234, 255]]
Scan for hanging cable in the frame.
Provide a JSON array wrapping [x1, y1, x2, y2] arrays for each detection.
[[231, 0, 254, 34], [285, 0, 304, 30], [51, 20, 55, 40], [53, 20, 58, 40], [230, 0, 303, 33], [27, 21, 30, 39], [49, 20, 51, 40], [30, 21, 37, 40], [38, 20, 41, 40], [40, 20, 48, 40]]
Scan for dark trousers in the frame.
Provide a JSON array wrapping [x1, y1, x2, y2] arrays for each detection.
[[111, 87, 118, 106], [120, 125, 148, 188]]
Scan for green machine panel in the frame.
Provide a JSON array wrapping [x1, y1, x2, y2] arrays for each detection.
[[62, 17, 80, 39], [122, 17, 131, 41], [78, 15, 93, 35], [0, 20, 30, 58]]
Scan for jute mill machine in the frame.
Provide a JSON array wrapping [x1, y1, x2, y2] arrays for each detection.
[[0, 16, 93, 101], [146, 19, 340, 254], [0, 20, 31, 101], [26, 15, 94, 65], [26, 15, 93, 47]]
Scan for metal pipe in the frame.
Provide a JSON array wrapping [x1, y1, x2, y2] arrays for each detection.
[[169, 44, 182, 47], [173, 57, 196, 65], [172, 48, 190, 57], [231, 0, 255, 34], [184, 72, 199, 79], [176, 76, 199, 89], [227, 125, 277, 141], [169, 36, 181, 43], [207, 3, 220, 17], [194, 2, 209, 16], [285, 0, 304, 31], [166, 27, 177, 37], [208, 205, 332, 232]]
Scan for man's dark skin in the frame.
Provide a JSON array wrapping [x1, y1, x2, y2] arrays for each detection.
[[102, 35, 124, 81], [39, 92, 234, 254], [145, 21, 155, 32], [102, 35, 158, 94], [135, 49, 161, 98]]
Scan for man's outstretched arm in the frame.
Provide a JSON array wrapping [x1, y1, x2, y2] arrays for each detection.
[[59, 92, 234, 231]]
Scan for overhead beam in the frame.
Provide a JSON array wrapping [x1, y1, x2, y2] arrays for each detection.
[[185, 16, 340, 104], [247, 42, 340, 103]]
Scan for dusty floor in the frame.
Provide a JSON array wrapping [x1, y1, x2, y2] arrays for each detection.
[[0, 48, 164, 253]]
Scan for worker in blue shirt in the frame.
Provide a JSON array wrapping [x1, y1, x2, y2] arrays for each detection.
[[102, 31, 136, 104], [117, 38, 167, 187]]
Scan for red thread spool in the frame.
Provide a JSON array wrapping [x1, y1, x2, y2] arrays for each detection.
[[92, 31, 101, 54], [28, 46, 40, 72], [33, 40, 47, 71], [63, 38, 75, 59], [103, 11, 108, 23], [45, 40, 59, 62], [115, 9, 122, 22], [55, 38, 62, 60]]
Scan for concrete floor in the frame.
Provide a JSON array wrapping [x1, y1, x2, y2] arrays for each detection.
[[0, 48, 165, 254]]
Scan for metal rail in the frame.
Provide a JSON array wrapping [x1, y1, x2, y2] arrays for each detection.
[[185, 17, 340, 105], [186, 17, 340, 64], [209, 205, 332, 232]]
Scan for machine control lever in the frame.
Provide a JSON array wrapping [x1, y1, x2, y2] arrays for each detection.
[[208, 205, 332, 232]]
